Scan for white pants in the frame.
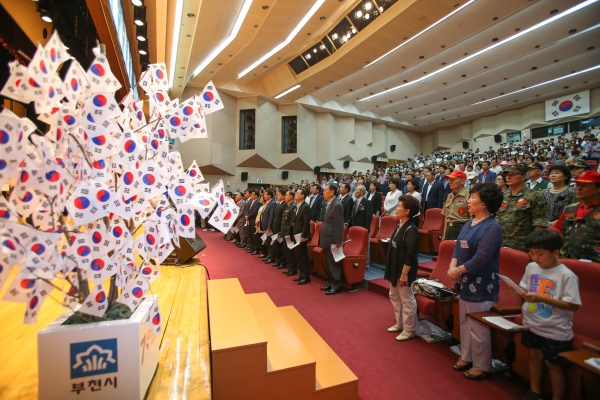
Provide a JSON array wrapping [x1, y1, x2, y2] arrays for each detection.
[[459, 299, 494, 372], [389, 284, 418, 332]]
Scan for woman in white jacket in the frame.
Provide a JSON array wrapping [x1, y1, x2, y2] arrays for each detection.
[[383, 178, 401, 216]]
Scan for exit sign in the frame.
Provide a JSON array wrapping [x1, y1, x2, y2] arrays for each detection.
[[257, 179, 263, 184], [323, 168, 329, 172]]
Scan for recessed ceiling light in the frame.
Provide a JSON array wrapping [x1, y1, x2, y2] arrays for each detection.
[[320, 16, 326, 20], [186, 34, 191, 37], [262, 5, 269, 10], [550, 9, 559, 14], [178, 76, 183, 78], [187, 12, 195, 18], [531, 66, 537, 70], [569, 29, 577, 34], [492, 37, 498, 42], [218, 63, 222, 65], [365, 13, 370, 19], [365, 2, 372, 10], [419, 55, 424, 59], [588, 46, 595, 50]]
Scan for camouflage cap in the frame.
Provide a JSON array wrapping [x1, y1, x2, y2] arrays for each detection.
[[527, 162, 544, 170], [503, 163, 528, 174], [568, 161, 590, 170]]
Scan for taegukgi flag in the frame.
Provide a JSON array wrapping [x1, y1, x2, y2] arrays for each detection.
[[545, 90, 590, 121]]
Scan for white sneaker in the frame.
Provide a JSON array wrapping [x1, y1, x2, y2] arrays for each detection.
[[396, 331, 416, 341], [387, 325, 403, 332]]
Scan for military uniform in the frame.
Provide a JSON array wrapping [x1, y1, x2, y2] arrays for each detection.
[[559, 203, 600, 262], [495, 187, 548, 252], [280, 201, 297, 270], [442, 186, 471, 240]]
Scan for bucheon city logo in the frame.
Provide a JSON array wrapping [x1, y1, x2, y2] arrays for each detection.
[[70, 339, 118, 379]]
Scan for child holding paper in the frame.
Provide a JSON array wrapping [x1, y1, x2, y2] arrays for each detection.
[[509, 230, 581, 400]]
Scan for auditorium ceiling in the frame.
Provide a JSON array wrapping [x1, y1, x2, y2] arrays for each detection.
[[159, 0, 600, 132]]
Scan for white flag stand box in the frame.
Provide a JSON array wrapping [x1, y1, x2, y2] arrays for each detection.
[[37, 295, 159, 400]]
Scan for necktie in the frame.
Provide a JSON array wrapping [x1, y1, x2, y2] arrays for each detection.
[[309, 196, 315, 207]]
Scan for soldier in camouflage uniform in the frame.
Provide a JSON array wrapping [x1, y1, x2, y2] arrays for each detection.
[[280, 190, 297, 273], [495, 163, 548, 252], [442, 170, 472, 240], [554, 171, 600, 262]]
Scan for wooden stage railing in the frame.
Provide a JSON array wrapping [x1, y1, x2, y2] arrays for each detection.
[[0, 260, 211, 400]]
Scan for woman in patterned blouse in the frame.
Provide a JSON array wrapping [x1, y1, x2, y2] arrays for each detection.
[[542, 165, 575, 225], [447, 183, 504, 381]]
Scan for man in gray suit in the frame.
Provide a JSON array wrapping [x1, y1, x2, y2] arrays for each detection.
[[319, 183, 345, 295]]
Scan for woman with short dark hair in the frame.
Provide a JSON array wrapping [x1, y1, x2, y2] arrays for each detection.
[[385, 195, 421, 341], [543, 165, 575, 225], [367, 181, 382, 217], [447, 183, 504, 380]]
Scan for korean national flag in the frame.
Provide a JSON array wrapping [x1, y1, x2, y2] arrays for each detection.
[[139, 259, 161, 283], [115, 273, 150, 311], [176, 203, 196, 238], [66, 180, 106, 226], [190, 191, 216, 219], [211, 179, 226, 219], [86, 53, 122, 93], [83, 92, 122, 124], [187, 160, 204, 183], [79, 283, 109, 318], [200, 81, 224, 115], [209, 197, 238, 234], [44, 31, 70, 72], [27, 44, 54, 89], [169, 172, 194, 207], [144, 298, 162, 335], [88, 254, 117, 285], [149, 62, 169, 91], [545, 90, 590, 121], [1, 62, 31, 103], [24, 279, 55, 324], [63, 60, 90, 104]]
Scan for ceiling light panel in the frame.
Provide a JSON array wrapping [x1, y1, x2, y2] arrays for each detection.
[[311, 0, 531, 104], [274, 84, 301, 99], [360, 0, 600, 103], [237, 0, 326, 79]]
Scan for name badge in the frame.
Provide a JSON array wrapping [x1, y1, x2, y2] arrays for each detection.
[[460, 240, 469, 249], [392, 241, 397, 248]]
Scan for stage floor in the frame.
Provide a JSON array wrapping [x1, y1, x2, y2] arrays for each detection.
[[0, 262, 211, 400]]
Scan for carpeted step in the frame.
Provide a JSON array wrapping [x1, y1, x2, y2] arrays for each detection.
[[367, 278, 389, 298], [279, 305, 359, 400], [246, 293, 317, 399]]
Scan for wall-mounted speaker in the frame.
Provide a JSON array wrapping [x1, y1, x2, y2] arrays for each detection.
[[462, 141, 469, 149], [313, 166, 321, 174], [343, 161, 350, 168], [494, 134, 502, 143], [241, 172, 248, 181], [390, 145, 396, 152], [282, 171, 289, 179], [371, 155, 377, 162]]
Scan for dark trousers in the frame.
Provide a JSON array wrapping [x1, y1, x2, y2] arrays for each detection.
[[276, 240, 285, 264], [284, 244, 296, 271], [294, 241, 310, 277], [267, 235, 277, 259], [323, 247, 342, 290], [444, 224, 463, 240]]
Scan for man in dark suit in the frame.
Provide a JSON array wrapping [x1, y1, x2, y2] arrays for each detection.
[[320, 183, 345, 295], [420, 171, 445, 215], [349, 185, 373, 231], [266, 189, 286, 265], [244, 190, 260, 252], [308, 184, 324, 222], [339, 182, 353, 224], [259, 189, 277, 264], [478, 160, 497, 182], [288, 189, 311, 284]]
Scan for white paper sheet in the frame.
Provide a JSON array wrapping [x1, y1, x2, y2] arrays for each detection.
[[584, 357, 600, 371], [285, 233, 302, 249], [270, 233, 278, 242], [482, 316, 525, 331], [498, 274, 527, 296], [260, 232, 267, 244], [331, 244, 345, 262]]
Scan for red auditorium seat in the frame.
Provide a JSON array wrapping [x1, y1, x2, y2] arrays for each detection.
[[310, 220, 315, 238], [492, 248, 531, 313], [415, 240, 457, 332], [341, 227, 369, 293], [308, 222, 321, 262], [512, 259, 600, 396], [369, 215, 379, 238], [310, 223, 347, 277], [417, 208, 444, 254], [369, 216, 398, 265]]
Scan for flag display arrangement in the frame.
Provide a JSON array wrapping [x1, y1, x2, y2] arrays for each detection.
[[0, 32, 226, 330]]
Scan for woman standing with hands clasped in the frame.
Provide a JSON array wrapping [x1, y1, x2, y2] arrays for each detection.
[[447, 183, 504, 380], [385, 195, 421, 341]]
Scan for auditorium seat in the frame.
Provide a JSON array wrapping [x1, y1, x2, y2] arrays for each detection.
[[369, 215, 379, 238], [417, 208, 444, 254], [308, 222, 321, 262], [492, 248, 530, 313], [512, 259, 600, 397], [587, 159, 598, 172], [369, 216, 398, 265], [415, 240, 457, 332], [310, 220, 315, 238], [341, 227, 369, 293]]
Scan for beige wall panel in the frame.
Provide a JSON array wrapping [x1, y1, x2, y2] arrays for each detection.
[[354, 120, 372, 162], [297, 105, 317, 167], [372, 123, 387, 156], [335, 116, 355, 162], [316, 113, 336, 168]]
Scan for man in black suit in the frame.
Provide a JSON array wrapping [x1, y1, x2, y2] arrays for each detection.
[[288, 189, 311, 284], [244, 190, 260, 252], [265, 189, 286, 265], [339, 182, 353, 224], [320, 183, 345, 295], [258, 189, 276, 259], [420, 171, 445, 215], [308, 184, 324, 222], [349, 185, 373, 231]]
